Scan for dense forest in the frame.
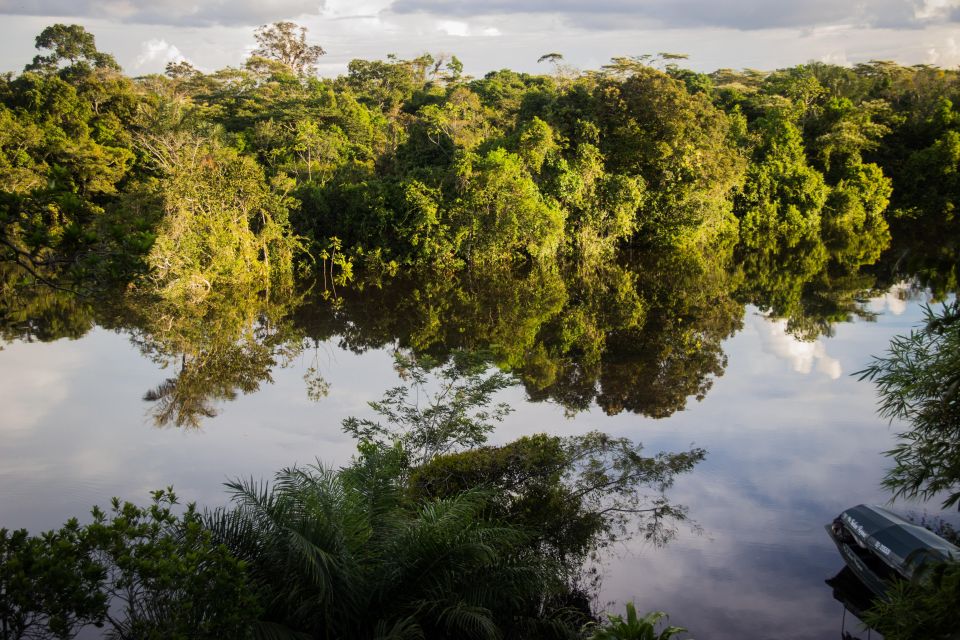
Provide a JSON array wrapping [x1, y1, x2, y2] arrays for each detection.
[[2, 21, 958, 425], [1, 20, 960, 640], [1, 22, 958, 297], [2, 20, 959, 406]]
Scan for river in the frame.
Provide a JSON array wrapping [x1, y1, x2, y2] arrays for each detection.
[[0, 265, 955, 639]]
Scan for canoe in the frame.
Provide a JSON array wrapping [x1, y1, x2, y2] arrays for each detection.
[[825, 503, 959, 597]]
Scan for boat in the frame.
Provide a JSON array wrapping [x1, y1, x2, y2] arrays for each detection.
[[825, 504, 959, 597]]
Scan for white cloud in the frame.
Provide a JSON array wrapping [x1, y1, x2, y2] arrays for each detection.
[[0, 0, 331, 27], [0, 341, 81, 431], [756, 318, 842, 379], [435, 19, 501, 37], [914, 0, 960, 20], [134, 38, 188, 70], [437, 19, 470, 36], [820, 50, 850, 65], [867, 282, 920, 316], [391, 0, 958, 30], [321, 0, 393, 19], [926, 36, 960, 65]]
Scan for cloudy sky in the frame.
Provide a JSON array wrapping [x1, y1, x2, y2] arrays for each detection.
[[0, 0, 958, 76]]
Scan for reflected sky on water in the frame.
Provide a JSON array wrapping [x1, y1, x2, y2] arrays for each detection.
[[0, 287, 955, 640]]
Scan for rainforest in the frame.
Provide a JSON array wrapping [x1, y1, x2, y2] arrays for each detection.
[[1, 21, 959, 640]]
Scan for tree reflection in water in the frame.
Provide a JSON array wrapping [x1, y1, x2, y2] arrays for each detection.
[[124, 289, 306, 428], [1, 208, 945, 428]]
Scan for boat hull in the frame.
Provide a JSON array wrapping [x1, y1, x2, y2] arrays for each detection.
[[824, 524, 891, 598]]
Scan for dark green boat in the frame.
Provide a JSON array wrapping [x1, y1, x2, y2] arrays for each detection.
[[825, 504, 959, 597]]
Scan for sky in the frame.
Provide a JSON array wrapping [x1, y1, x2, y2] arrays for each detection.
[[0, 0, 958, 77]]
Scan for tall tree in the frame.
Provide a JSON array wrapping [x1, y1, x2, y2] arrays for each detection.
[[25, 24, 119, 75], [251, 21, 325, 77]]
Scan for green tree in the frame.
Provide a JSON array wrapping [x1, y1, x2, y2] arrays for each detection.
[[417, 87, 492, 153], [863, 561, 960, 640], [856, 300, 960, 507], [0, 490, 257, 640], [0, 523, 106, 640], [251, 21, 325, 77], [450, 148, 566, 265], [411, 431, 706, 557], [0, 67, 135, 287], [585, 604, 689, 640], [342, 351, 514, 467], [592, 63, 745, 247], [207, 458, 572, 639], [289, 120, 349, 183], [138, 132, 301, 302], [25, 24, 119, 76], [734, 107, 830, 326], [85, 490, 259, 639], [820, 158, 892, 270]]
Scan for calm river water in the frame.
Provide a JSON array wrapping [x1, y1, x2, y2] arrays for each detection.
[[0, 278, 956, 640]]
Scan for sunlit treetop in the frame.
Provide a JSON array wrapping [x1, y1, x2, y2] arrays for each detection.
[[251, 21, 326, 77], [25, 23, 120, 75]]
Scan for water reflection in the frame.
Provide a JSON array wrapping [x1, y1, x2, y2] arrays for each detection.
[[756, 318, 842, 379], [0, 212, 951, 431], [734, 187, 893, 342], [0, 265, 95, 344], [0, 284, 956, 639], [824, 567, 875, 640], [119, 290, 305, 428], [293, 245, 744, 419]]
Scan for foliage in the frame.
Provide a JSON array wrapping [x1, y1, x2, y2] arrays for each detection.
[[863, 561, 960, 640], [251, 22, 325, 77], [207, 457, 576, 639], [0, 490, 258, 640], [342, 350, 515, 466], [0, 522, 106, 640], [585, 604, 690, 640], [84, 489, 259, 639], [450, 148, 566, 265], [856, 300, 960, 507], [124, 287, 305, 428], [591, 64, 745, 247], [410, 431, 706, 560], [344, 346, 705, 586], [0, 53, 137, 287], [733, 109, 830, 325], [4, 22, 955, 310], [25, 24, 119, 76], [140, 134, 301, 302]]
